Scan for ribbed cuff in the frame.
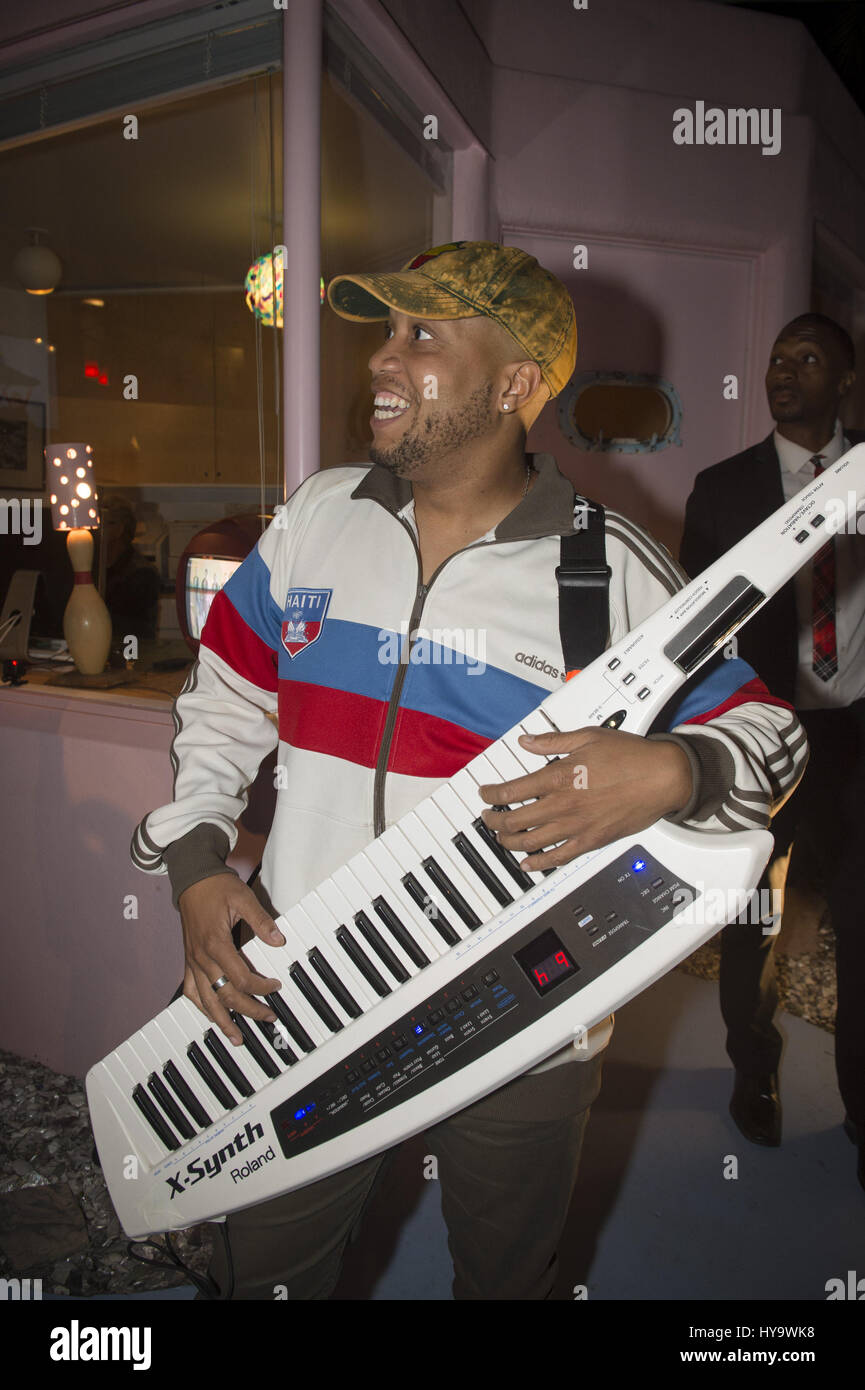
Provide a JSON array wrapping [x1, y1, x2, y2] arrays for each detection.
[[162, 823, 239, 908], [647, 730, 734, 824]]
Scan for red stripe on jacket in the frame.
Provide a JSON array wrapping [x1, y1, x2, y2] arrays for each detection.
[[680, 677, 793, 726], [200, 590, 278, 693], [279, 683, 387, 767], [388, 704, 490, 777], [279, 681, 490, 777]]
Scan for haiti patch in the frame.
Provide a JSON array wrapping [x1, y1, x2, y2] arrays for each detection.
[[281, 587, 332, 657]]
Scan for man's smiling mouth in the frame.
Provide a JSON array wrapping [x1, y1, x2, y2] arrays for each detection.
[[372, 391, 411, 422]]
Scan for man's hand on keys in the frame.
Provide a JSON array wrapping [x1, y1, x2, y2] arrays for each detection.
[[478, 727, 693, 872], [179, 874, 286, 1046]]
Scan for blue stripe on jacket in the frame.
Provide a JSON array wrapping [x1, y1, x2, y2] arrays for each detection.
[[221, 545, 283, 652], [278, 617, 548, 738], [663, 656, 759, 727], [399, 652, 547, 741]]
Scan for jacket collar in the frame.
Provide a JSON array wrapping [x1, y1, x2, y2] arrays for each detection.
[[350, 451, 578, 541]]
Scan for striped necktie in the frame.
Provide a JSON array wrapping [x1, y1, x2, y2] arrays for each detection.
[[810, 454, 837, 680]]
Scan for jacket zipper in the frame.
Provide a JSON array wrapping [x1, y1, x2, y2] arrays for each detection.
[[372, 519, 489, 837]]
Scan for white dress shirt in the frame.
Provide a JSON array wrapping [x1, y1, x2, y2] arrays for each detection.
[[774, 421, 865, 709]]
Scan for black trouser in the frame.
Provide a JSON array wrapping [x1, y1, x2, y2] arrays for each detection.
[[720, 699, 865, 1129], [205, 1048, 606, 1300]]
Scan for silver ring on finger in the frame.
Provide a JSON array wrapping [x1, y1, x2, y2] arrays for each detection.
[[211, 975, 230, 992]]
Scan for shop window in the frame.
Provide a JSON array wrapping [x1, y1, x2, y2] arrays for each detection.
[[0, 6, 451, 664]]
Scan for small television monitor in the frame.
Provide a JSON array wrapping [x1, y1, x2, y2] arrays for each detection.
[[186, 555, 241, 640], [175, 514, 268, 654]]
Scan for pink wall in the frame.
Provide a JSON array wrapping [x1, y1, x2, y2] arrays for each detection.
[[517, 231, 772, 553], [0, 687, 266, 1078], [384, 0, 865, 548], [489, 70, 814, 550], [462, 0, 808, 109]]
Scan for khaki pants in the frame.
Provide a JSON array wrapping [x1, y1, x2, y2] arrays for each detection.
[[206, 1048, 606, 1300]]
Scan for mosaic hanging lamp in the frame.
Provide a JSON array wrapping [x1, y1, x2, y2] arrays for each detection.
[[244, 248, 324, 327]]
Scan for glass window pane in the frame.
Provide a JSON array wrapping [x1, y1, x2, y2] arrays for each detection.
[[0, 44, 451, 668]]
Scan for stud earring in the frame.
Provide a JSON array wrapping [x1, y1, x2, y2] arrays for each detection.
[[503, 403, 509, 411]]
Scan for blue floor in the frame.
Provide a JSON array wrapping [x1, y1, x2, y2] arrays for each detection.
[[53, 969, 863, 1300], [334, 969, 863, 1300], [551, 970, 862, 1301]]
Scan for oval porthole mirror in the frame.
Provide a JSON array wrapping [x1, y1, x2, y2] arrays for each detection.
[[558, 371, 683, 454]]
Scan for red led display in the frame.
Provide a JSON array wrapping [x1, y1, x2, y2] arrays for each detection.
[[515, 929, 580, 997]]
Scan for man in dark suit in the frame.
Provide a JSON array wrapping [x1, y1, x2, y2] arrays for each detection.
[[680, 313, 865, 1191]]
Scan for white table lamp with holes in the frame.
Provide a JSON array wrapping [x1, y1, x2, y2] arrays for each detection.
[[48, 443, 112, 675]]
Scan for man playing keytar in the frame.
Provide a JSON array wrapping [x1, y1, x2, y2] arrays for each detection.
[[132, 242, 807, 1298]]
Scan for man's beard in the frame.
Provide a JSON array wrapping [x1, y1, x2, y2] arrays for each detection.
[[368, 381, 494, 476]]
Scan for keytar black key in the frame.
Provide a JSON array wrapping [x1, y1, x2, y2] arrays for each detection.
[[289, 963, 343, 1032], [401, 872, 460, 946], [163, 1059, 212, 1129], [354, 911, 410, 983], [421, 856, 482, 930], [266, 992, 317, 1053], [187, 1041, 236, 1111], [132, 1082, 180, 1151], [308, 948, 363, 1018], [147, 1071, 196, 1140], [335, 927, 391, 997], [231, 1011, 281, 1078], [373, 895, 430, 968], [255, 1018, 297, 1065], [473, 817, 534, 892], [204, 1029, 255, 1097], [452, 831, 513, 908]]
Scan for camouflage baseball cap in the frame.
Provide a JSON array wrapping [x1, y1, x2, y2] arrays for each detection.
[[326, 240, 577, 398]]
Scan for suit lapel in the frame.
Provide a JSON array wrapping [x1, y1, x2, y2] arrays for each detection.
[[751, 432, 785, 518]]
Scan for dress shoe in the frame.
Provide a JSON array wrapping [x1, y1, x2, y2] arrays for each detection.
[[729, 1070, 781, 1146]]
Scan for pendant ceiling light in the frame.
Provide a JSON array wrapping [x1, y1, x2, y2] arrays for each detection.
[[13, 226, 63, 295]]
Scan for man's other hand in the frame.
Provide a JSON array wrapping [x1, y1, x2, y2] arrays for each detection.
[[478, 727, 693, 872]]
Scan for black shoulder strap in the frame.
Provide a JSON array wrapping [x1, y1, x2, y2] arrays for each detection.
[[556, 495, 612, 679]]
